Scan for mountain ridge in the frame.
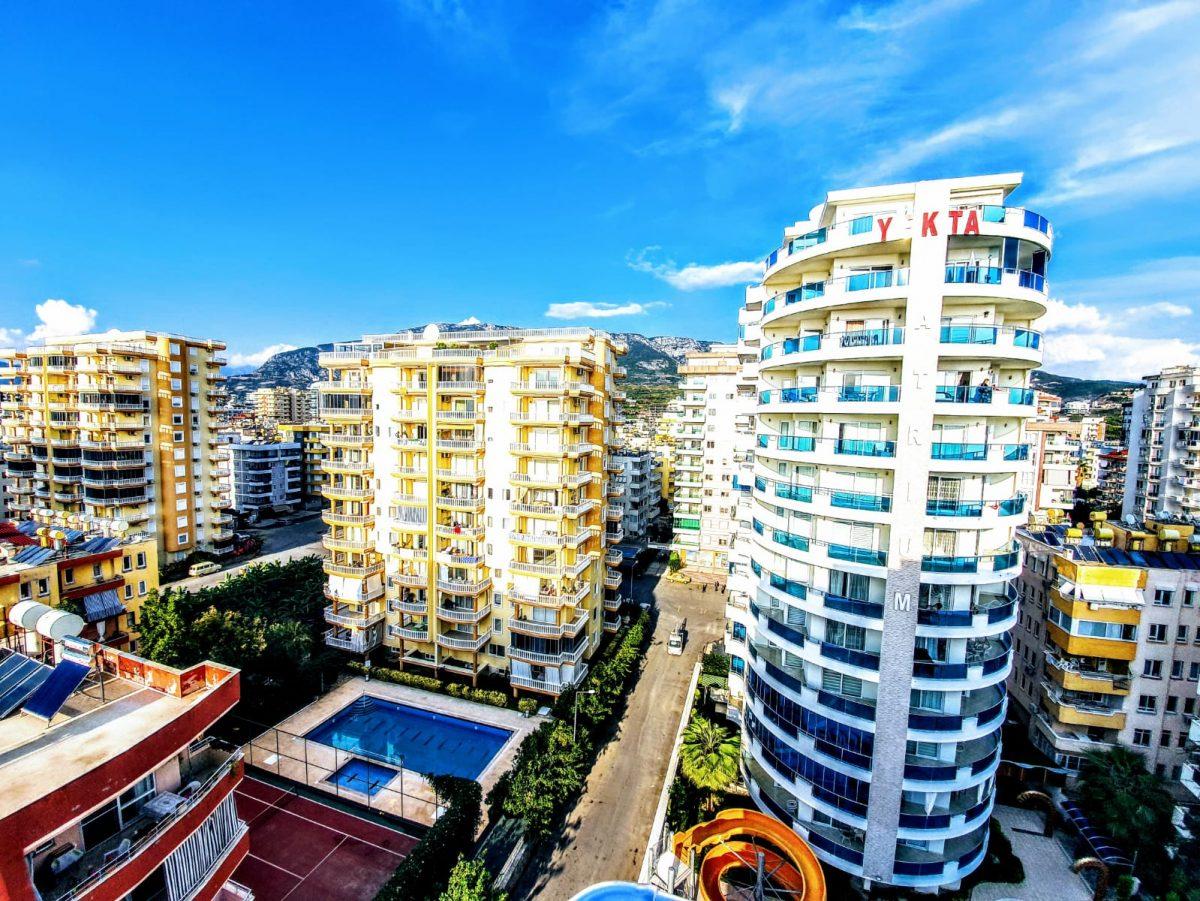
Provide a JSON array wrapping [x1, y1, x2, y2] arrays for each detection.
[[225, 323, 1138, 406]]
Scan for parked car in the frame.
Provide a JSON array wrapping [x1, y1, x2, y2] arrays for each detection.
[[188, 561, 221, 577], [667, 626, 685, 656]]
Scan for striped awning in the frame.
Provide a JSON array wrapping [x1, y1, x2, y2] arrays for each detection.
[[82, 589, 126, 623]]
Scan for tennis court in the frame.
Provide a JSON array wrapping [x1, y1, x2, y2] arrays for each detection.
[[231, 775, 418, 901]]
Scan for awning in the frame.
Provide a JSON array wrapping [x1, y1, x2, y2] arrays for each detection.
[[82, 589, 127, 623], [1077, 583, 1143, 606]]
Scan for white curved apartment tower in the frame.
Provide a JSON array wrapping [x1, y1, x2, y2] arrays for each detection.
[[737, 174, 1049, 890]]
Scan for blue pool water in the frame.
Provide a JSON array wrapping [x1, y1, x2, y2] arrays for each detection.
[[306, 696, 514, 780], [326, 759, 399, 797]]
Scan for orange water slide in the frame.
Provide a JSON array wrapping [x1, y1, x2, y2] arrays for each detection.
[[673, 808, 827, 901]]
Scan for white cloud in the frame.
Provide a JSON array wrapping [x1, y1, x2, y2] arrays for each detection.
[[0, 328, 25, 348], [228, 343, 298, 368], [456, 316, 482, 326], [17, 258, 40, 267], [1038, 296, 1200, 380], [1128, 301, 1191, 319], [838, 0, 979, 33], [545, 301, 665, 320], [629, 248, 762, 290], [28, 299, 99, 342]]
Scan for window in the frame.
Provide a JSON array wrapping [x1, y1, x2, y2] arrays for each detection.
[[138, 580, 147, 595], [1153, 587, 1173, 606], [1137, 695, 1157, 713], [122, 556, 133, 573], [488, 643, 505, 657], [1177, 625, 1189, 644], [1132, 729, 1151, 747], [124, 584, 133, 600], [731, 622, 747, 642], [1148, 623, 1168, 643], [1144, 659, 1163, 678], [63, 568, 74, 585], [1192, 662, 1200, 681], [136, 552, 146, 569], [1185, 589, 1197, 607], [37, 578, 49, 596], [80, 773, 156, 849], [1160, 730, 1172, 747], [1172, 660, 1185, 679], [92, 564, 103, 580]]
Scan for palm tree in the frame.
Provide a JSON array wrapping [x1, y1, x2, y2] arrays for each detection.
[[679, 716, 740, 810]]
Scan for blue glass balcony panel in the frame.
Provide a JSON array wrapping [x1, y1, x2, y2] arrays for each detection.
[[846, 269, 906, 292], [768, 573, 808, 599], [926, 498, 984, 517], [930, 443, 987, 461], [817, 642, 880, 671], [935, 385, 993, 404], [1008, 387, 1035, 405], [835, 438, 895, 457], [831, 490, 891, 512], [921, 555, 979, 573], [828, 544, 887, 567], [839, 327, 904, 348], [839, 385, 900, 402], [1012, 329, 1041, 348], [823, 593, 884, 619], [940, 325, 997, 345], [945, 264, 1002, 285], [1003, 444, 1030, 461]]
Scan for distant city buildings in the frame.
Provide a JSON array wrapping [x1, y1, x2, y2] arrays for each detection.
[[729, 174, 1047, 890], [1025, 418, 1106, 514], [669, 346, 755, 573], [276, 420, 330, 506], [0, 332, 232, 561], [1124, 364, 1200, 521], [248, 385, 316, 425], [609, 449, 660, 543], [316, 326, 627, 695], [226, 442, 302, 520]]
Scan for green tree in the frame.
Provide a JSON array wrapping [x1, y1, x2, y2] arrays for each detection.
[[439, 856, 506, 901], [137, 589, 196, 666], [668, 550, 682, 572], [1076, 747, 1177, 892], [678, 716, 740, 810]]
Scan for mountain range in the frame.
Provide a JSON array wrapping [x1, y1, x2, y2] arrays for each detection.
[[225, 322, 1136, 405], [225, 323, 717, 401]]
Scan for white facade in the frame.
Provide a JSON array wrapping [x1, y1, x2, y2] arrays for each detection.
[[732, 174, 1048, 890], [611, 449, 659, 542], [227, 442, 302, 517], [670, 346, 757, 572], [1123, 365, 1200, 521]]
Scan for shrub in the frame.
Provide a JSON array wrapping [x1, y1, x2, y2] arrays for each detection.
[[375, 776, 482, 901], [667, 550, 682, 572], [701, 651, 730, 677], [347, 662, 510, 709], [518, 698, 537, 717]]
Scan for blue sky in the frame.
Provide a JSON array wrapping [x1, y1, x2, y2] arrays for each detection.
[[1, 0, 1197, 377]]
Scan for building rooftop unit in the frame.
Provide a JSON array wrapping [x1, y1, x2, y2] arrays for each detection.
[[1019, 517, 1200, 570]]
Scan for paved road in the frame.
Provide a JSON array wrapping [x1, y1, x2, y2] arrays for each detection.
[[165, 515, 326, 591], [513, 573, 726, 900]]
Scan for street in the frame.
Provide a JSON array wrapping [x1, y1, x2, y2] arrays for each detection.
[[165, 515, 326, 591], [512, 572, 726, 900]]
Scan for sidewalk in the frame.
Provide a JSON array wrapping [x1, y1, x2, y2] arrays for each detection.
[[972, 805, 1090, 901]]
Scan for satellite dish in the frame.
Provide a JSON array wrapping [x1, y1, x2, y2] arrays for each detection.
[[112, 520, 129, 533], [423, 323, 440, 342], [1124, 514, 1137, 525]]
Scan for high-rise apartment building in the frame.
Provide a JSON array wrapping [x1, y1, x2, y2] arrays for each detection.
[[732, 175, 1048, 890], [610, 449, 660, 543], [1012, 517, 1200, 780], [670, 347, 756, 572], [0, 333, 232, 561], [276, 420, 330, 505], [1025, 418, 1105, 514], [226, 442, 302, 519], [249, 386, 316, 425], [1123, 365, 1200, 521], [316, 326, 626, 695]]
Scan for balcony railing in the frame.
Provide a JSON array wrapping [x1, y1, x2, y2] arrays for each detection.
[[759, 385, 901, 404]]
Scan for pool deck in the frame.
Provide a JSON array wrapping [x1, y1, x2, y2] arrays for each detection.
[[242, 677, 543, 827]]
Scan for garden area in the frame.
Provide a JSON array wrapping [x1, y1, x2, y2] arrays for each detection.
[[136, 554, 341, 724]]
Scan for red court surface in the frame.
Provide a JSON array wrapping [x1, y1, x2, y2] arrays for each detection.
[[231, 774, 419, 901]]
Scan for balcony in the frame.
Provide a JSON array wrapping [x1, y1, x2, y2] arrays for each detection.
[[436, 603, 490, 623], [435, 438, 482, 452], [603, 614, 621, 632], [324, 559, 385, 578], [510, 663, 588, 694], [436, 630, 490, 652], [436, 380, 484, 392], [324, 604, 385, 628], [324, 432, 372, 448], [759, 385, 901, 405], [435, 493, 485, 511], [323, 510, 374, 527], [325, 627, 383, 653], [436, 576, 492, 595], [322, 484, 373, 501], [604, 594, 622, 611], [437, 467, 484, 482], [388, 624, 430, 642], [1041, 687, 1127, 729], [321, 406, 372, 421], [604, 570, 622, 589], [509, 583, 591, 608], [1044, 653, 1131, 695], [323, 535, 375, 552], [322, 458, 372, 474], [509, 612, 588, 638]]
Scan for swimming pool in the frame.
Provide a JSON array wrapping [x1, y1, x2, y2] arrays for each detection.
[[306, 696, 514, 780], [326, 759, 399, 797]]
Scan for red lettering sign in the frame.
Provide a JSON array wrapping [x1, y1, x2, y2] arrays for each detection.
[[947, 209, 963, 234], [878, 216, 893, 242], [963, 209, 980, 235], [921, 212, 938, 236]]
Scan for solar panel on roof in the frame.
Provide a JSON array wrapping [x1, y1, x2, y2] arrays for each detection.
[[63, 529, 83, 542], [22, 659, 90, 721], [82, 589, 126, 623], [13, 546, 55, 566], [0, 653, 53, 717], [16, 522, 39, 535], [1043, 531, 1063, 547]]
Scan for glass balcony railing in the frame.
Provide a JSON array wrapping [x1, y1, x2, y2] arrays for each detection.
[[835, 438, 896, 457], [828, 544, 887, 567], [757, 434, 816, 452], [830, 489, 891, 512], [930, 443, 987, 460], [762, 268, 909, 314], [926, 498, 984, 517], [921, 545, 1021, 574], [758, 385, 900, 404], [939, 325, 1042, 349], [936, 385, 993, 404], [760, 327, 905, 361]]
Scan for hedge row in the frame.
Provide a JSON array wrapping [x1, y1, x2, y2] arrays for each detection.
[[487, 612, 652, 838], [347, 662, 509, 709], [374, 776, 482, 901]]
